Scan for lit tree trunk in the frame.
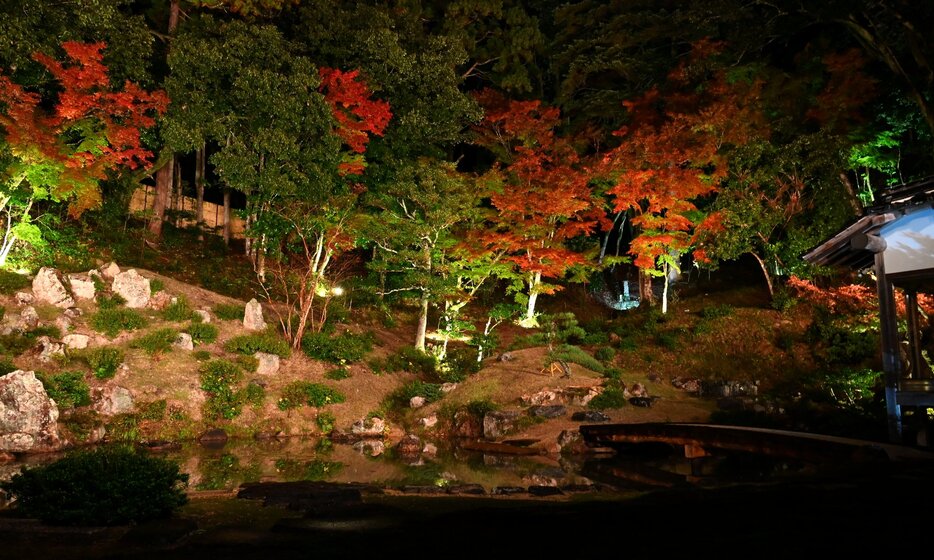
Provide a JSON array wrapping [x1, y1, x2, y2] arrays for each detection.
[[750, 252, 774, 298], [661, 262, 669, 315], [195, 144, 205, 241], [415, 294, 429, 352], [524, 270, 542, 323], [222, 188, 231, 246]]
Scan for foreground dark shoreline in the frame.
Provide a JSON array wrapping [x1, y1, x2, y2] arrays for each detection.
[[3, 457, 932, 559]]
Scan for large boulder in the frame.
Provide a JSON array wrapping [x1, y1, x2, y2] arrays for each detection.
[[243, 298, 266, 331], [32, 267, 75, 308], [112, 269, 151, 308], [0, 370, 61, 453], [67, 274, 96, 300], [62, 334, 90, 350], [100, 261, 121, 279], [451, 408, 483, 438]]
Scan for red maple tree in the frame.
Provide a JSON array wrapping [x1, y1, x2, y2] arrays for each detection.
[[600, 42, 764, 312], [475, 89, 608, 323], [318, 67, 391, 176], [0, 41, 167, 216]]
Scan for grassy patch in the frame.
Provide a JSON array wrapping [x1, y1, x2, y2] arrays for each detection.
[[161, 296, 196, 322], [90, 308, 147, 337], [277, 381, 345, 410], [187, 322, 218, 345], [301, 331, 373, 365], [131, 328, 179, 356], [213, 303, 245, 321], [224, 333, 291, 358], [36, 371, 91, 409], [72, 347, 124, 380]]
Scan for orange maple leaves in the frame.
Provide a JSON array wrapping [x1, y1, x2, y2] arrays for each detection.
[[318, 67, 391, 175], [0, 41, 167, 215]]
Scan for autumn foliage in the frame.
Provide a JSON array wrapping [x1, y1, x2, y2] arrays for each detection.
[[600, 45, 765, 274], [318, 67, 391, 175], [0, 41, 167, 216], [474, 89, 607, 319]]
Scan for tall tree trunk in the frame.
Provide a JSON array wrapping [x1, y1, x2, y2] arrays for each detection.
[[148, 156, 173, 238], [173, 158, 182, 227], [195, 144, 205, 241], [148, 0, 181, 240], [661, 263, 669, 314], [222, 188, 231, 247], [415, 294, 429, 351]]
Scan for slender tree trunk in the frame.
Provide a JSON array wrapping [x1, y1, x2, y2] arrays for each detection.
[[415, 294, 429, 351], [524, 271, 542, 323], [661, 263, 669, 314], [195, 144, 205, 241], [750, 252, 774, 298], [148, 156, 173, 238], [639, 268, 655, 305], [223, 188, 231, 246]]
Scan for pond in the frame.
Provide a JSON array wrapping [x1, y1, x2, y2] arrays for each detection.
[[0, 434, 834, 498]]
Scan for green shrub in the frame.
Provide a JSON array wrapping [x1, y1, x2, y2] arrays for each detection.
[[594, 346, 617, 363], [131, 328, 179, 356], [37, 371, 90, 409], [325, 367, 350, 380], [106, 414, 140, 443], [78, 347, 124, 380], [465, 399, 497, 418], [97, 293, 127, 310], [548, 344, 605, 374], [193, 350, 212, 361], [161, 296, 195, 322], [0, 305, 4, 322], [213, 303, 245, 321], [589, 387, 628, 410], [771, 285, 797, 312], [655, 330, 682, 351], [301, 330, 373, 364], [199, 359, 245, 420], [240, 382, 265, 408], [0, 269, 31, 294], [377, 346, 437, 375], [0, 357, 16, 375], [224, 333, 291, 358], [187, 322, 218, 345], [138, 399, 167, 421], [0, 446, 188, 526], [437, 346, 481, 383], [235, 354, 259, 373], [316, 411, 336, 433], [392, 380, 443, 407], [90, 308, 147, 337], [277, 381, 345, 410], [700, 304, 734, 320], [150, 278, 165, 294], [603, 367, 623, 381]]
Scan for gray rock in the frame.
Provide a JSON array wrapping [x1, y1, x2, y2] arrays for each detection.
[[93, 385, 134, 416], [440, 382, 458, 393], [193, 309, 212, 323], [173, 332, 194, 351], [32, 267, 75, 308], [243, 298, 266, 331], [452, 408, 483, 438], [351, 416, 385, 437], [0, 370, 61, 452], [530, 405, 567, 419], [409, 395, 426, 409], [63, 307, 82, 319], [67, 274, 96, 300], [62, 334, 90, 350], [112, 269, 151, 308], [571, 411, 611, 422], [483, 410, 521, 439], [420, 414, 438, 428], [254, 352, 280, 375]]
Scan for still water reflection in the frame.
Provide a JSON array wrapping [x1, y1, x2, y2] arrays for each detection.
[[1, 436, 820, 496]]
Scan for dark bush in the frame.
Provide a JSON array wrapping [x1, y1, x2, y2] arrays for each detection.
[[594, 346, 617, 363], [392, 380, 443, 407], [437, 346, 481, 383], [0, 446, 188, 526], [199, 359, 245, 420], [589, 387, 627, 410]]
